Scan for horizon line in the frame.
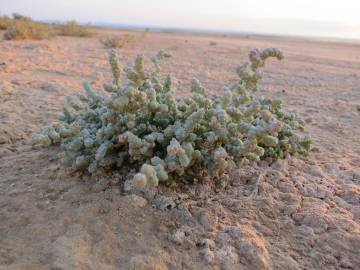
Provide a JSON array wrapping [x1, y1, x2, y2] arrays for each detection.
[[41, 19, 360, 44]]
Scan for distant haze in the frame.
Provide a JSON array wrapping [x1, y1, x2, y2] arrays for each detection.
[[2, 0, 360, 40]]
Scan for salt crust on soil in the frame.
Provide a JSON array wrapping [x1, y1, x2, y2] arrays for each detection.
[[0, 29, 360, 269]]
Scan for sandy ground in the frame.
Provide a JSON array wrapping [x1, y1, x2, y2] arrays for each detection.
[[0, 28, 360, 270]]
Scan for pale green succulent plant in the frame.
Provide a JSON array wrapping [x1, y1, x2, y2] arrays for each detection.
[[31, 48, 311, 188]]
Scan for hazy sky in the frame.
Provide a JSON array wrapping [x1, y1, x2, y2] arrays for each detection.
[[1, 0, 360, 39]]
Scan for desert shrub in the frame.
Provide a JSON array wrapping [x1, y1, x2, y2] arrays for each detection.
[[31, 48, 311, 188], [3, 19, 55, 40], [100, 29, 149, 49], [209, 41, 217, 46], [0, 16, 11, 30], [100, 34, 135, 48], [12, 13, 32, 21], [140, 28, 150, 39], [58, 21, 93, 37]]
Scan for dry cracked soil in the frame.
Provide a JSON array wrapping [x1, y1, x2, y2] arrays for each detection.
[[0, 28, 360, 269]]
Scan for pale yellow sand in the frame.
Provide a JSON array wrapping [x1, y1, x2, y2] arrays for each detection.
[[0, 28, 360, 269]]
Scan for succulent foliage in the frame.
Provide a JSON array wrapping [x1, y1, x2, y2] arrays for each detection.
[[32, 48, 311, 187]]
